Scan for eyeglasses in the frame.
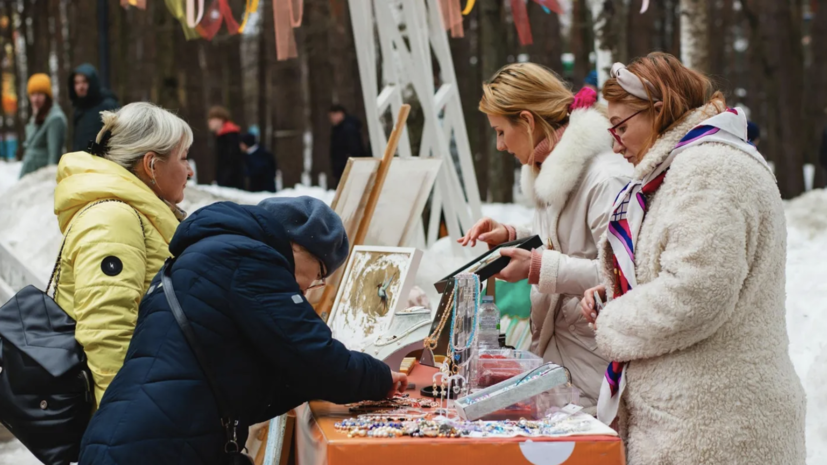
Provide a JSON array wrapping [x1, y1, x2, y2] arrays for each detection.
[[608, 110, 644, 146], [307, 260, 327, 291]]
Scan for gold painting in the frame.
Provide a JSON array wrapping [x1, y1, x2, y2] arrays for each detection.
[[328, 246, 422, 352]]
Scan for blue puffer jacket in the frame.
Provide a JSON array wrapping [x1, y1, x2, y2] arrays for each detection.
[[79, 202, 392, 465]]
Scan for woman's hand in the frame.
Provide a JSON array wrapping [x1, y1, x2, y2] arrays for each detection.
[[581, 285, 607, 327], [387, 371, 409, 398], [457, 217, 509, 248], [494, 248, 532, 282]]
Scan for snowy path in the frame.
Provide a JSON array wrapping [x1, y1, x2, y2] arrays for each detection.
[[0, 160, 825, 463]]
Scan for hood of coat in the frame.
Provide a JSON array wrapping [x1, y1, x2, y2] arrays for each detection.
[[217, 121, 241, 137], [631, 102, 724, 180], [68, 63, 104, 108], [54, 152, 180, 242], [169, 202, 295, 271], [520, 107, 615, 211]]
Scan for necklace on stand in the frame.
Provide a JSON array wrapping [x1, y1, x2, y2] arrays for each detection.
[[448, 274, 480, 375]]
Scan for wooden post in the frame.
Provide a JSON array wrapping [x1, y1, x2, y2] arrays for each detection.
[[313, 104, 411, 318]]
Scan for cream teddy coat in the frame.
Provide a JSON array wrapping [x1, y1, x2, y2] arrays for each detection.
[[595, 105, 806, 464]]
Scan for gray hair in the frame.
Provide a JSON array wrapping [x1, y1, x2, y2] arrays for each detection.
[[95, 102, 193, 170]]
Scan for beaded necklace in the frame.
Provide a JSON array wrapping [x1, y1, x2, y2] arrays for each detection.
[[447, 274, 480, 359]]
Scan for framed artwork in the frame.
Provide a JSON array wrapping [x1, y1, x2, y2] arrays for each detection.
[[328, 246, 423, 351]]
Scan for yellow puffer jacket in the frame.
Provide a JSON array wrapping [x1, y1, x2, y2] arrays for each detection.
[[53, 152, 180, 406]]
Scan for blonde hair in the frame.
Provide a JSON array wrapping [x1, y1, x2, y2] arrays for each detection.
[[96, 102, 193, 171], [479, 63, 574, 150]]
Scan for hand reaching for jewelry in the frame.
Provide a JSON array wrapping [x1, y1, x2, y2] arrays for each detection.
[[387, 371, 409, 398], [457, 217, 509, 248]]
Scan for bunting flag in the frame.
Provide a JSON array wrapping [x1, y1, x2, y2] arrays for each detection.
[[641, 0, 650, 13], [440, 0, 464, 38], [510, 0, 563, 47], [462, 0, 476, 15], [511, 0, 532, 46], [274, 0, 303, 60], [120, 0, 147, 9], [186, 0, 205, 27], [237, 0, 261, 33], [196, 0, 241, 41], [165, 0, 202, 40]]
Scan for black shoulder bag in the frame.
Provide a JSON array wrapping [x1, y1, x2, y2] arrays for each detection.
[[160, 259, 253, 465], [0, 199, 143, 465]]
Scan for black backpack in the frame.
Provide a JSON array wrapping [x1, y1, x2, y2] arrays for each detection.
[[0, 199, 141, 464]]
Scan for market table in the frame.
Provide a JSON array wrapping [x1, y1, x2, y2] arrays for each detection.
[[294, 364, 626, 465]]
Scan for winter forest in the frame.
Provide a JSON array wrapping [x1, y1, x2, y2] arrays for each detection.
[[2, 0, 826, 201]]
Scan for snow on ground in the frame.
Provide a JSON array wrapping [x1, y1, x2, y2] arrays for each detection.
[[0, 162, 826, 463]]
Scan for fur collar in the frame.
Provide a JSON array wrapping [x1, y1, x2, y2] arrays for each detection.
[[632, 102, 723, 180], [521, 107, 613, 211]]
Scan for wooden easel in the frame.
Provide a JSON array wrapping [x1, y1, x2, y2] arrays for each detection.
[[313, 104, 412, 319]]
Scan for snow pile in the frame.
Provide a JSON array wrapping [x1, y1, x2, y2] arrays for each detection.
[[784, 190, 827, 464], [0, 161, 20, 196]]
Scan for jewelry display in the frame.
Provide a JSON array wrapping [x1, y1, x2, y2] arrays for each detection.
[[332, 411, 615, 440], [347, 395, 438, 413]]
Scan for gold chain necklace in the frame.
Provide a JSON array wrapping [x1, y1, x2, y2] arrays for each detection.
[[423, 291, 454, 350]]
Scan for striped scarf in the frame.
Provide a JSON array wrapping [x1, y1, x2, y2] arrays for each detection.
[[596, 107, 770, 424]]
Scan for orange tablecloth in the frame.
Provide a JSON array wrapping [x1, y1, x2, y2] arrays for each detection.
[[295, 364, 626, 465]]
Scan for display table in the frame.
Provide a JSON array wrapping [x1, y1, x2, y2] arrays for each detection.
[[295, 364, 626, 465]]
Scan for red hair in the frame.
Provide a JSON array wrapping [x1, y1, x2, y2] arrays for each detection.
[[602, 52, 724, 154]]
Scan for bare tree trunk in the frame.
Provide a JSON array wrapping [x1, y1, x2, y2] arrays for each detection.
[[272, 37, 306, 190], [680, 0, 709, 72], [329, 0, 367, 147], [176, 33, 211, 183], [31, 0, 51, 75], [480, 0, 512, 203], [154, 0, 178, 111], [451, 4, 486, 199], [526, 1, 563, 74], [571, 0, 593, 88], [807, 0, 827, 188], [305, 0, 333, 185], [3, 1, 24, 159], [627, 0, 657, 59], [68, 0, 99, 68], [258, 0, 270, 146], [52, 0, 71, 116], [742, 0, 805, 198], [588, 0, 614, 87]]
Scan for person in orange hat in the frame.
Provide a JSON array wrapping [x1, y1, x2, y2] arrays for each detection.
[[19, 73, 67, 177]]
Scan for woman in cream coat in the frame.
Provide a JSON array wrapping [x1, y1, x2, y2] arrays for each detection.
[[581, 53, 805, 464], [459, 63, 632, 411]]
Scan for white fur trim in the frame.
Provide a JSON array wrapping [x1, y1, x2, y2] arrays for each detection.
[[522, 108, 614, 212], [536, 249, 561, 295]]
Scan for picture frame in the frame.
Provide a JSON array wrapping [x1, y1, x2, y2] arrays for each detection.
[[328, 246, 423, 352], [433, 235, 544, 294]]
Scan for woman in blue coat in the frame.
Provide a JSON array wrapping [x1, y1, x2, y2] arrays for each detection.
[[79, 197, 406, 464]]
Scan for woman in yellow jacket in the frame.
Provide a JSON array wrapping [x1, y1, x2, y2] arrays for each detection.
[[53, 102, 193, 406]]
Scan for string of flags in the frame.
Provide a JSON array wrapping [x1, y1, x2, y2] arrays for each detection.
[[122, 0, 302, 61]]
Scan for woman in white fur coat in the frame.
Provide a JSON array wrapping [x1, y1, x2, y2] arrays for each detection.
[[459, 63, 632, 411], [581, 53, 806, 464]]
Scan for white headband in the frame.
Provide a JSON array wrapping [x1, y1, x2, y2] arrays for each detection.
[[611, 63, 660, 102]]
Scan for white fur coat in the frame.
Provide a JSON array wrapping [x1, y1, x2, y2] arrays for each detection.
[[515, 107, 632, 408], [595, 106, 807, 464]]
